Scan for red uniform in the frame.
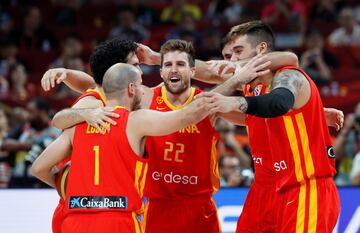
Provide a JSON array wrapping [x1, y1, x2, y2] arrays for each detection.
[[266, 66, 340, 233], [52, 88, 107, 233], [143, 86, 221, 233], [236, 83, 278, 233], [62, 107, 147, 233]]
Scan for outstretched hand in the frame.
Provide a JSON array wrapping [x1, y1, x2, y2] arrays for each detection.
[[206, 60, 237, 77], [195, 92, 240, 115], [136, 43, 160, 65], [232, 53, 271, 84], [41, 68, 67, 91], [81, 107, 120, 134], [324, 108, 344, 131]]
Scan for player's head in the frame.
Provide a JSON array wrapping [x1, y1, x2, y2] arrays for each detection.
[[103, 63, 143, 111], [90, 38, 141, 85], [159, 39, 195, 95], [221, 37, 232, 61], [226, 20, 274, 61]]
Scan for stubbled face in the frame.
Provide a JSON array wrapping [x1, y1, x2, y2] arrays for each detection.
[[160, 51, 194, 95], [131, 70, 144, 111], [126, 52, 143, 75], [229, 35, 257, 61]]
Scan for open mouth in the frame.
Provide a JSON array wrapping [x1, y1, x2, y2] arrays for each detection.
[[170, 77, 181, 83]]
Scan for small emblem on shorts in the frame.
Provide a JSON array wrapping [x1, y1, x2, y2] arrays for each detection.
[[326, 146, 335, 158], [69, 196, 128, 209], [156, 96, 164, 104]]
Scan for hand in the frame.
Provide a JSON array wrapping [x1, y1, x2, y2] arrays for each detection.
[[324, 108, 344, 131], [41, 68, 68, 91], [232, 53, 271, 85], [195, 92, 241, 114], [136, 43, 160, 65], [206, 60, 237, 77], [80, 107, 120, 134]]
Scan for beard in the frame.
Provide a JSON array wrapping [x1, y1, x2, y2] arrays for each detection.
[[164, 78, 190, 95], [131, 93, 142, 111]]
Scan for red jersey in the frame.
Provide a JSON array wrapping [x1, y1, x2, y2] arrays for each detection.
[[57, 88, 107, 170], [71, 88, 107, 107], [144, 86, 219, 199], [266, 66, 336, 191], [65, 107, 148, 213], [244, 84, 276, 184]]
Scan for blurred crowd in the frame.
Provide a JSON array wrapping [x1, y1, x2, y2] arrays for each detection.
[[0, 0, 360, 188]]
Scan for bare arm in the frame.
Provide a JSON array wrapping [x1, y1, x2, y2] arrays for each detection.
[[212, 53, 271, 96], [31, 128, 73, 187], [127, 98, 211, 155], [129, 98, 210, 137], [41, 68, 96, 93], [51, 96, 118, 133]]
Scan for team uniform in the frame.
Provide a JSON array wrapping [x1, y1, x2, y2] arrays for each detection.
[[236, 84, 278, 233], [62, 106, 148, 233], [52, 88, 107, 233], [266, 66, 340, 233], [142, 86, 221, 233]]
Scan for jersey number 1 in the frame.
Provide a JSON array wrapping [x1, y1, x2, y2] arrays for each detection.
[[93, 145, 100, 185]]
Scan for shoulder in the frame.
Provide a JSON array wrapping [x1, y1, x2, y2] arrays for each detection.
[[272, 69, 307, 95]]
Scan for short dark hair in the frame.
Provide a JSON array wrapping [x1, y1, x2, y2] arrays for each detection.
[[160, 39, 196, 67], [89, 38, 138, 85], [227, 20, 275, 51], [220, 37, 229, 51]]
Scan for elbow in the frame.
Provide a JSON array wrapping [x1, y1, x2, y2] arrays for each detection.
[[286, 51, 299, 67], [51, 114, 63, 129], [31, 161, 42, 178]]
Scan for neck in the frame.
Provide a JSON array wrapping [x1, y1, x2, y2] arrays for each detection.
[[164, 87, 192, 107], [106, 97, 131, 111]]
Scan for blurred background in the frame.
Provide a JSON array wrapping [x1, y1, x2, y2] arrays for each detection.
[[0, 0, 359, 232]]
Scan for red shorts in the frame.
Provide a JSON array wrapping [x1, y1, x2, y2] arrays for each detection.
[[52, 199, 66, 233], [143, 195, 220, 233], [62, 211, 142, 233], [276, 177, 340, 233], [236, 181, 278, 233]]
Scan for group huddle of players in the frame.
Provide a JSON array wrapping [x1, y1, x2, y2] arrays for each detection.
[[31, 20, 343, 233]]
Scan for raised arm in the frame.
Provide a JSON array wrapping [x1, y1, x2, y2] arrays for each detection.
[[197, 51, 298, 85], [41, 68, 96, 93], [51, 96, 118, 133], [31, 128, 73, 187], [196, 69, 309, 119], [126, 97, 212, 155]]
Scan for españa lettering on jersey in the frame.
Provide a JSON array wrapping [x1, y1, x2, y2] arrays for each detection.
[[144, 86, 219, 199]]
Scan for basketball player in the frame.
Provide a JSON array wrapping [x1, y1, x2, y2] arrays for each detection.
[[31, 63, 215, 233], [202, 27, 344, 233], [199, 20, 340, 233]]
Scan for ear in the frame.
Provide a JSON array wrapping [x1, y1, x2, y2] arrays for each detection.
[[256, 42, 268, 54], [190, 67, 196, 78], [128, 83, 136, 97], [159, 68, 165, 80]]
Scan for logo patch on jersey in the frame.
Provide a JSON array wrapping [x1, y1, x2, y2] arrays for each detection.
[[69, 196, 128, 209], [254, 84, 264, 96], [326, 146, 335, 158], [156, 96, 164, 104]]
